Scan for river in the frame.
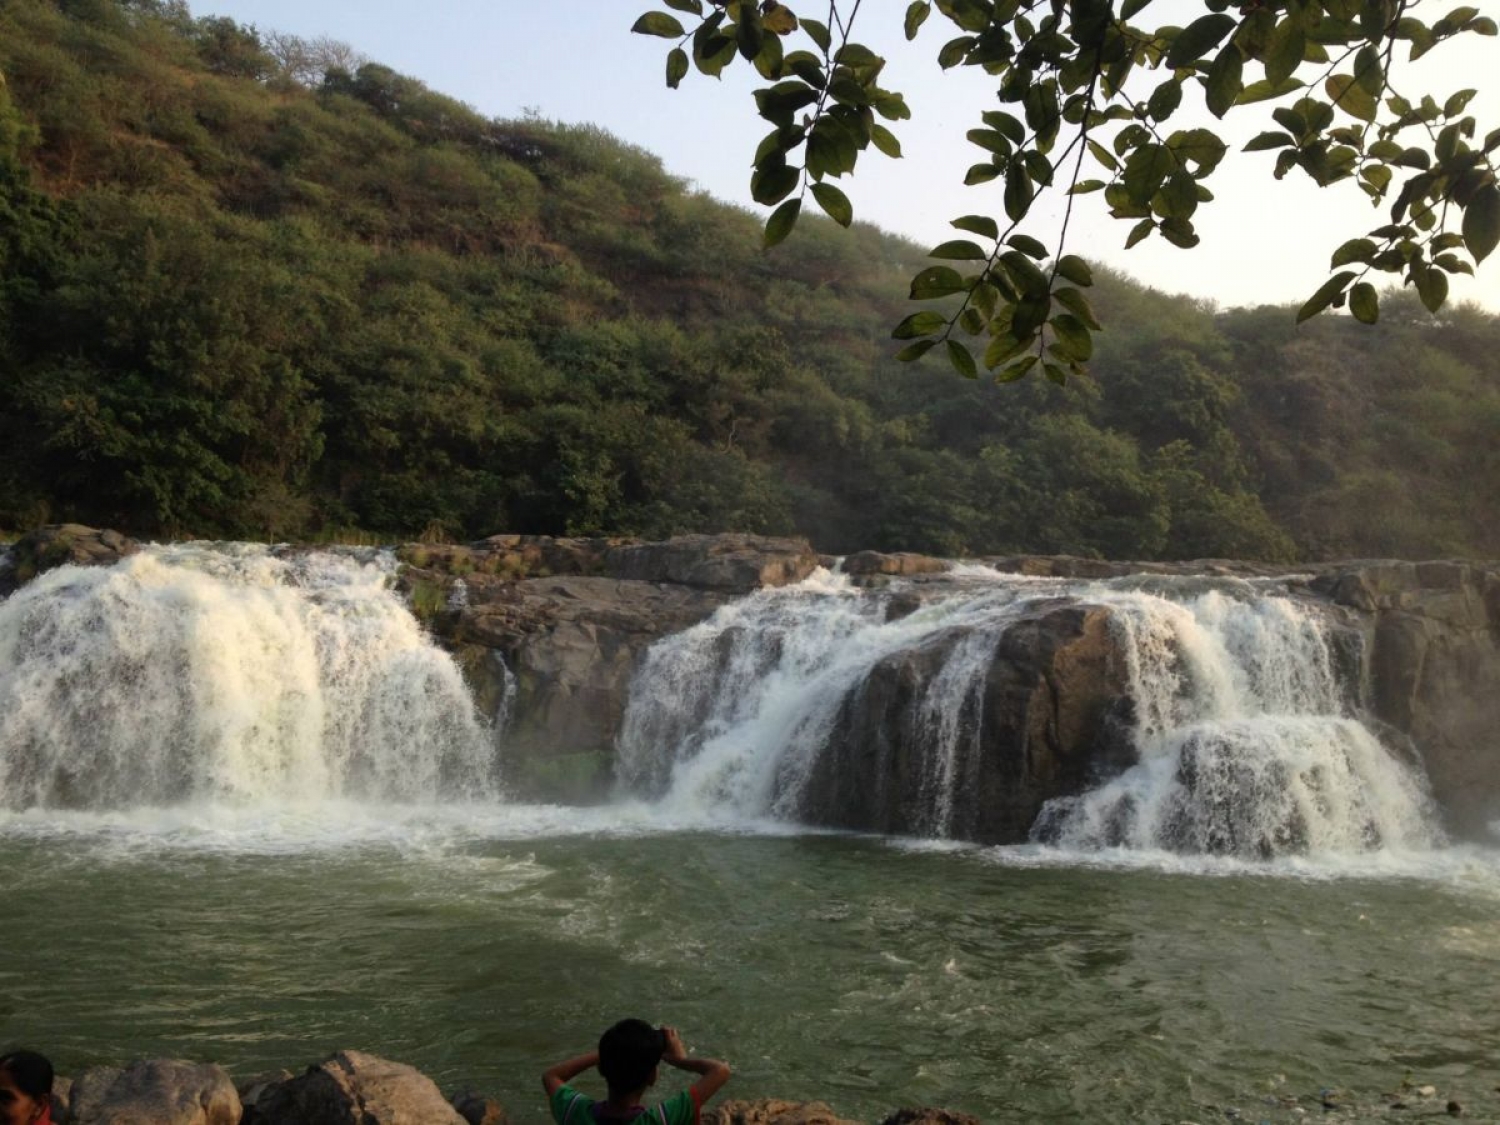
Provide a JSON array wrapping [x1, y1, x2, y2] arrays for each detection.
[[2, 547, 1498, 1122]]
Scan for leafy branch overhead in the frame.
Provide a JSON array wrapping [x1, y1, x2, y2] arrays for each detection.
[[633, 0, 1499, 382]]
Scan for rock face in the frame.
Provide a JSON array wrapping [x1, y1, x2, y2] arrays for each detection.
[[794, 601, 1132, 840], [1308, 560, 1500, 837], [252, 1050, 466, 1125], [0, 523, 137, 595], [407, 534, 820, 800], [68, 1059, 239, 1125]]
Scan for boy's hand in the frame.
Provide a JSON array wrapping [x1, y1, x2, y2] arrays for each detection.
[[660, 1026, 687, 1062]]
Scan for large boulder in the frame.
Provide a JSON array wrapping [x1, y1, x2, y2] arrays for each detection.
[[792, 599, 1133, 843], [604, 534, 820, 592], [0, 524, 137, 595], [253, 1050, 465, 1125], [1311, 560, 1500, 837], [67, 1059, 239, 1125]]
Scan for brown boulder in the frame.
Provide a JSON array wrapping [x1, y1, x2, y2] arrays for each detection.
[[842, 551, 950, 579], [252, 1050, 464, 1125], [604, 534, 819, 592], [448, 1088, 510, 1125], [67, 1059, 239, 1125], [1, 524, 138, 594]]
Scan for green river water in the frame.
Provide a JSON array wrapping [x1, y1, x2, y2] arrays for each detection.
[[4, 808, 1499, 1124]]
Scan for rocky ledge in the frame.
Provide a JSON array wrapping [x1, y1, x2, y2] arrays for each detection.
[[39, 1049, 977, 1125]]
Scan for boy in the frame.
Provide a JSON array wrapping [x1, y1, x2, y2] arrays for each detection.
[[542, 1020, 731, 1124]]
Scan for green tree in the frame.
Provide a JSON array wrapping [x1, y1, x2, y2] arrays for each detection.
[[633, 0, 1500, 381]]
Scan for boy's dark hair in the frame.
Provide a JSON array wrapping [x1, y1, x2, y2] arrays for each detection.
[[0, 1048, 54, 1099], [597, 1019, 664, 1094]]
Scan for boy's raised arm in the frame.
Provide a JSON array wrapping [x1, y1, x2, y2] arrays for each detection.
[[542, 1050, 599, 1097], [660, 1027, 732, 1106]]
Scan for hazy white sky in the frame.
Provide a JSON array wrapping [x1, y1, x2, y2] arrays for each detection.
[[192, 1, 1500, 312]]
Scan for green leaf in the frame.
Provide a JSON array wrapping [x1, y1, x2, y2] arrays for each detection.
[[802, 19, 831, 52], [1265, 19, 1306, 85], [892, 311, 948, 339], [1237, 78, 1304, 104], [870, 123, 903, 158], [1330, 237, 1377, 266], [1043, 362, 1070, 386], [663, 0, 702, 12], [1004, 159, 1033, 222], [995, 355, 1039, 383], [1243, 131, 1294, 152], [895, 338, 939, 362], [666, 47, 690, 88], [1148, 79, 1183, 122], [909, 265, 968, 299], [1053, 286, 1102, 329], [1001, 250, 1050, 298], [1296, 270, 1356, 323], [1205, 44, 1244, 118], [1462, 184, 1500, 263], [810, 181, 853, 227], [1055, 255, 1093, 286], [1050, 314, 1094, 361], [633, 11, 686, 37], [1125, 218, 1154, 248], [1008, 234, 1048, 259], [750, 161, 800, 205], [964, 163, 1001, 186], [1165, 14, 1236, 69], [1349, 281, 1379, 324], [1325, 74, 1377, 122], [930, 239, 987, 260], [1415, 264, 1448, 313], [904, 1, 931, 39], [952, 215, 999, 240], [947, 339, 979, 379], [763, 197, 801, 248]]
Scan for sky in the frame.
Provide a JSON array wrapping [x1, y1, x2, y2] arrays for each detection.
[[190, 0, 1500, 313]]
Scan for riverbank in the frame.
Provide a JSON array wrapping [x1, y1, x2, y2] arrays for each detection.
[[38, 1049, 980, 1125]]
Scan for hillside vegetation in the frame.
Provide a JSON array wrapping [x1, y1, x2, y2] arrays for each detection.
[[1, 0, 1497, 560]]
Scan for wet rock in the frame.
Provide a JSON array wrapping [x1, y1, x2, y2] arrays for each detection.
[[701, 1099, 858, 1125], [449, 1087, 509, 1125], [842, 551, 951, 579], [1, 524, 138, 594], [253, 1050, 464, 1125], [68, 1059, 239, 1125], [236, 1070, 292, 1124]]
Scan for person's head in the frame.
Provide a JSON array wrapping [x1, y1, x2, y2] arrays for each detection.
[[0, 1050, 52, 1125], [597, 1019, 664, 1098]]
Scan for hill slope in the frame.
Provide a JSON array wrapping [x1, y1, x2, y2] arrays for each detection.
[[0, 0, 1496, 560]]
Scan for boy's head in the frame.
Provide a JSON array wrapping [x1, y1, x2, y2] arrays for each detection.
[[597, 1018, 665, 1096]]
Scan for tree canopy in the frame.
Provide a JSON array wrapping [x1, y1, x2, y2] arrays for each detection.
[[633, 0, 1499, 382]]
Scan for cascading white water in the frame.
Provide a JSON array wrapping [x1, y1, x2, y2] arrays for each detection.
[[0, 545, 498, 809], [615, 569, 1442, 857], [614, 568, 1057, 824], [1033, 588, 1441, 855]]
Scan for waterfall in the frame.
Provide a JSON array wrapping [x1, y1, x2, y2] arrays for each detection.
[[616, 570, 1442, 857], [614, 569, 1057, 823], [0, 545, 498, 810], [1032, 588, 1441, 855]]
